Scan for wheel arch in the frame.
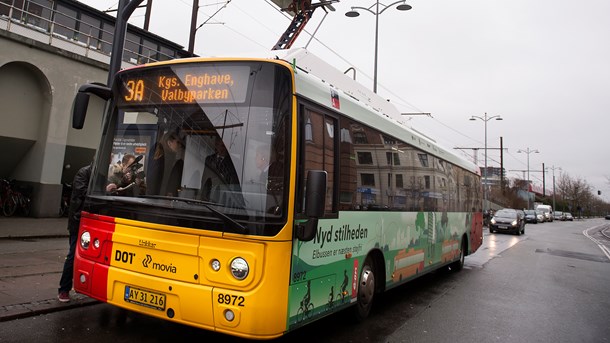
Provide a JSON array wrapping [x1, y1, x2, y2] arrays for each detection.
[[365, 248, 386, 294], [462, 233, 470, 256]]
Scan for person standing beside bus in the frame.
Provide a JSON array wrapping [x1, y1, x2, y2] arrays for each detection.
[[58, 162, 92, 302]]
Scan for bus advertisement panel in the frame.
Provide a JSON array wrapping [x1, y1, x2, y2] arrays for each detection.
[[287, 212, 473, 327]]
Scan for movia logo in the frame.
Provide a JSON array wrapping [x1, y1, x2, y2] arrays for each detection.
[[142, 254, 152, 268], [142, 254, 177, 274]]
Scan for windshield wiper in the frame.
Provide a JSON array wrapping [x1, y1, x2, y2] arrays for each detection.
[[138, 195, 247, 234]]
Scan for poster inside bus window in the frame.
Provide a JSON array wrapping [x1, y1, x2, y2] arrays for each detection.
[[110, 135, 151, 174], [117, 64, 252, 105]]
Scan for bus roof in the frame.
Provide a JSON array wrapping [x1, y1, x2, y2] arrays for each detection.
[[119, 48, 479, 175], [275, 48, 480, 175]]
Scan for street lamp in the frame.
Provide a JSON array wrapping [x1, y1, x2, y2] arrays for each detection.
[[517, 147, 539, 209], [546, 165, 561, 212], [188, 0, 230, 55], [345, 1, 412, 93], [470, 113, 503, 212], [108, 0, 144, 86]]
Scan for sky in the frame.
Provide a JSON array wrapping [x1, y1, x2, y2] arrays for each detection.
[[80, 0, 610, 203]]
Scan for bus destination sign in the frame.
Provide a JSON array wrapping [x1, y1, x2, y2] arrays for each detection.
[[119, 65, 251, 105]]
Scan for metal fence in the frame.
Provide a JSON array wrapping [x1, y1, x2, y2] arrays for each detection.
[[0, 0, 184, 65]]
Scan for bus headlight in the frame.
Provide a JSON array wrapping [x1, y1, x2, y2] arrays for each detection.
[[211, 259, 221, 272], [230, 257, 249, 280], [80, 231, 91, 250]]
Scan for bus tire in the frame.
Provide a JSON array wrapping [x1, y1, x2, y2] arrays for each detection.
[[449, 238, 466, 272], [354, 256, 376, 321]]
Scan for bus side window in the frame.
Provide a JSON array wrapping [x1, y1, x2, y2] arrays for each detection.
[[300, 108, 336, 215]]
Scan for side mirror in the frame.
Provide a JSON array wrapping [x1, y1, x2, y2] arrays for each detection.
[[305, 170, 326, 218], [296, 170, 327, 241], [72, 92, 90, 129], [72, 83, 112, 129]]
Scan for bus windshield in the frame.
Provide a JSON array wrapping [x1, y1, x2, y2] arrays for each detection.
[[88, 61, 292, 235]]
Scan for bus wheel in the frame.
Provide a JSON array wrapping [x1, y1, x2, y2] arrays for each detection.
[[449, 239, 465, 272], [355, 256, 376, 321]]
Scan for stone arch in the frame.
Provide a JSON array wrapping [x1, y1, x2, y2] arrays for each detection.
[[0, 61, 52, 179]]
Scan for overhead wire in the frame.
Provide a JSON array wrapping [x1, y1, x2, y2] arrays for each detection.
[[132, 1, 537, 183], [229, 2, 543, 184]]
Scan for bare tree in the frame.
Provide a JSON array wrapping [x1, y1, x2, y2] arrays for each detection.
[[556, 173, 593, 216]]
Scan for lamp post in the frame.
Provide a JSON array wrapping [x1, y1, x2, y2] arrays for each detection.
[[517, 147, 539, 209], [470, 113, 503, 212], [188, 0, 230, 55], [346, 1, 412, 93], [547, 165, 561, 212], [108, 0, 144, 86]]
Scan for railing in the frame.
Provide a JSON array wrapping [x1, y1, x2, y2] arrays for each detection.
[[0, 0, 178, 65]]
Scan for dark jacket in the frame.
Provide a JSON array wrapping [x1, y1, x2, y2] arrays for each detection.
[[67, 164, 92, 233]]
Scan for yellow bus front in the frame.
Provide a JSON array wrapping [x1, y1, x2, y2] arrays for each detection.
[[75, 213, 294, 339], [73, 58, 299, 339]]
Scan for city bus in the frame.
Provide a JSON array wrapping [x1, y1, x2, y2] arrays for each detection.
[[71, 48, 483, 339]]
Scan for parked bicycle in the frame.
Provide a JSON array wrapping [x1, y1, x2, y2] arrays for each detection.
[[1, 179, 31, 217], [0, 179, 11, 216]]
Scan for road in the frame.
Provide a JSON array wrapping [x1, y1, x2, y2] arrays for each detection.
[[1, 219, 609, 342]]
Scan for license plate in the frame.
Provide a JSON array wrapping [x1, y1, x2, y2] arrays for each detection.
[[124, 286, 166, 311], [497, 225, 508, 229]]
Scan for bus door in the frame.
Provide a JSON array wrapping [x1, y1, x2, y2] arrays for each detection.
[[288, 105, 339, 328]]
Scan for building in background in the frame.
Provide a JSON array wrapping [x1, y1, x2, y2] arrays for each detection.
[[0, 0, 189, 217]]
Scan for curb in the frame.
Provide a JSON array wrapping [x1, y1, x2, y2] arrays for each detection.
[[0, 234, 69, 240], [0, 295, 99, 322]]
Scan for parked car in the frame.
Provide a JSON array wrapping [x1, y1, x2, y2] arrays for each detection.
[[606, 214, 610, 220], [553, 211, 565, 221], [535, 210, 545, 223], [564, 213, 574, 221], [489, 208, 526, 235], [524, 210, 540, 224]]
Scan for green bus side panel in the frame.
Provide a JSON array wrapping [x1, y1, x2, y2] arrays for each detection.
[[286, 210, 473, 329]]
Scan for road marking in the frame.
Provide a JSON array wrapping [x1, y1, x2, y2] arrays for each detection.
[[583, 225, 610, 261]]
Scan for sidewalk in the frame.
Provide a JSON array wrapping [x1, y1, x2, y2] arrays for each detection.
[[0, 217, 98, 321], [0, 216, 69, 239]]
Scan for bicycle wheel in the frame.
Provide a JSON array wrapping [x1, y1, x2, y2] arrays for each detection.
[[3, 194, 17, 217], [296, 306, 304, 323], [59, 199, 68, 217], [20, 196, 31, 217], [305, 303, 314, 319]]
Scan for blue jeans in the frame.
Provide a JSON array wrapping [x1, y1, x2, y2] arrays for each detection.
[[58, 228, 78, 293]]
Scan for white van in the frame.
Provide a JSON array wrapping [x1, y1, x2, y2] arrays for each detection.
[[535, 204, 553, 222]]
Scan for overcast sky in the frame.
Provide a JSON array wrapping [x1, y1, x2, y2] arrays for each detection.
[[80, 0, 610, 203]]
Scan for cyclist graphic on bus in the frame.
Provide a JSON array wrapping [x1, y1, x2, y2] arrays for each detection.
[[297, 280, 314, 322], [339, 269, 349, 303]]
